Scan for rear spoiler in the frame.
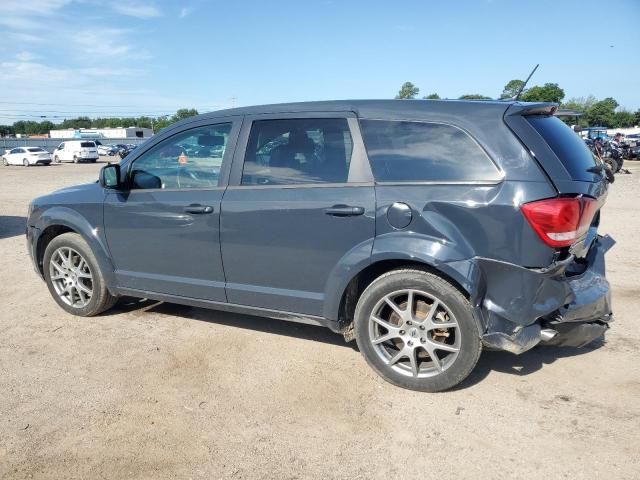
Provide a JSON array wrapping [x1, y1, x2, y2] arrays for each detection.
[[504, 102, 558, 117]]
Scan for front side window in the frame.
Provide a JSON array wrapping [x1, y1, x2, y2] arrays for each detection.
[[10, 148, 21, 154], [241, 118, 353, 185], [129, 123, 232, 190], [360, 120, 501, 182]]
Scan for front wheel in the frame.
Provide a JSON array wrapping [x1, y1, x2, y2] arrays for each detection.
[[43, 233, 118, 316], [1, 157, 7, 166], [54, 155, 61, 163], [354, 269, 482, 392], [23, 158, 29, 167]]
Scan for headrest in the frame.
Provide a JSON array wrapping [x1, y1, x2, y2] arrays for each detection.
[[198, 135, 224, 147]]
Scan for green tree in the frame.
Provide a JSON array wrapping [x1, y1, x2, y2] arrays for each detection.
[[500, 79, 525, 99], [585, 97, 618, 127], [172, 108, 199, 122], [458, 94, 492, 100], [395, 82, 419, 99], [612, 109, 635, 128], [0, 125, 14, 137], [520, 83, 565, 103], [634, 109, 640, 126], [60, 117, 92, 129], [153, 115, 172, 132], [562, 95, 597, 113], [423, 93, 440, 99]]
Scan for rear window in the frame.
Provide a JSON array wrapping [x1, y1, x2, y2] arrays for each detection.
[[27, 147, 45, 152], [526, 115, 597, 182], [81, 142, 95, 148], [359, 120, 501, 182]]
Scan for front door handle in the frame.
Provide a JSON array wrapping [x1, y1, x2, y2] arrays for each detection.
[[184, 204, 214, 214], [324, 205, 365, 217]]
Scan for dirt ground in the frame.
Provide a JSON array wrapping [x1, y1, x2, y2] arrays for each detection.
[[0, 160, 639, 480]]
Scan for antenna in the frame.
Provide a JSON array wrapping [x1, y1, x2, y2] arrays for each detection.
[[514, 64, 539, 101]]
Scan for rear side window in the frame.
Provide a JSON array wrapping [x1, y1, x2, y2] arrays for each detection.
[[242, 118, 353, 185], [526, 115, 597, 182], [360, 120, 500, 182], [81, 142, 95, 148], [28, 147, 45, 152]]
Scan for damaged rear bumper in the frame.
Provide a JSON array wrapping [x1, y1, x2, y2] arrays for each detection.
[[475, 234, 615, 354]]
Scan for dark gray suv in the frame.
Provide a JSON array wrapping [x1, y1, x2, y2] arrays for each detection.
[[26, 100, 614, 392]]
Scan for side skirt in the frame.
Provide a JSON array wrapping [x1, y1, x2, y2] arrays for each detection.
[[114, 287, 343, 333]]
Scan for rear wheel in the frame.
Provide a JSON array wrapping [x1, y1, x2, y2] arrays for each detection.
[[73, 155, 78, 163], [43, 233, 118, 316], [354, 269, 482, 392]]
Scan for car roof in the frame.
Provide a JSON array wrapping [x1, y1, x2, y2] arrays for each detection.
[[171, 99, 546, 127]]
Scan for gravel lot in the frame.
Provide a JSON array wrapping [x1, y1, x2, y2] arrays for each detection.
[[1, 160, 639, 479]]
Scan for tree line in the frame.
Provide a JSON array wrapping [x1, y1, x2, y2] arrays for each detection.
[[395, 80, 639, 128], [0, 108, 199, 137]]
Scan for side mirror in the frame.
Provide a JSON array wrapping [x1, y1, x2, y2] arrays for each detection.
[[100, 163, 122, 189]]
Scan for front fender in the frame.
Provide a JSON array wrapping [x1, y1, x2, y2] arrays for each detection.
[[33, 206, 116, 289]]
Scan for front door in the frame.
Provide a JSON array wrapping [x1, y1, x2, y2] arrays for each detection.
[[220, 114, 375, 316], [103, 120, 240, 301]]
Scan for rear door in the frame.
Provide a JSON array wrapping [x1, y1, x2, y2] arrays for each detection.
[[103, 118, 241, 300], [220, 113, 375, 316]]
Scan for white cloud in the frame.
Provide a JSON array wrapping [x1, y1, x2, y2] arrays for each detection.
[[0, 0, 73, 15], [15, 51, 38, 62], [73, 28, 151, 59], [111, 1, 161, 19]]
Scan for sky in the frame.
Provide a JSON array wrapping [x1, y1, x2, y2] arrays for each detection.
[[0, 0, 638, 124]]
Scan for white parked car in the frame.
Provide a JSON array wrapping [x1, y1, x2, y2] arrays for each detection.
[[1, 147, 52, 166], [53, 140, 99, 163]]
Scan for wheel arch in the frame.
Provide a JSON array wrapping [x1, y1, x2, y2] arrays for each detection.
[[324, 241, 481, 328], [33, 207, 116, 288]]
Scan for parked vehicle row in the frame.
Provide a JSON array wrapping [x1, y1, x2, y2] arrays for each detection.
[[27, 99, 615, 392], [2, 141, 144, 167]]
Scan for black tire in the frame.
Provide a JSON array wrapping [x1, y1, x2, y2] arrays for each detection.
[[73, 155, 78, 163], [54, 155, 61, 163], [43, 232, 118, 316], [354, 269, 482, 392], [23, 158, 29, 167], [1, 157, 7, 166]]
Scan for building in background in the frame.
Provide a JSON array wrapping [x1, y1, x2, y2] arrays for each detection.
[[48, 127, 154, 139]]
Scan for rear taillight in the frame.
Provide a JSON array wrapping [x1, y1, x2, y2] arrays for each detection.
[[521, 196, 597, 248]]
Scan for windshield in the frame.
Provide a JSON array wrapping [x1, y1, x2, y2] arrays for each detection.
[[526, 115, 597, 182]]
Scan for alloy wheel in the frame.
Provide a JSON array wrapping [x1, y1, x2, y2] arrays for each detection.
[[49, 246, 94, 308], [368, 289, 461, 378]]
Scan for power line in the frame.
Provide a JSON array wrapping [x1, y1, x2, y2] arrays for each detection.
[[0, 100, 225, 109]]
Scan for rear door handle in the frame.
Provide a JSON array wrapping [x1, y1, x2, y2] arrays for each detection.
[[184, 204, 214, 214], [324, 205, 365, 217]]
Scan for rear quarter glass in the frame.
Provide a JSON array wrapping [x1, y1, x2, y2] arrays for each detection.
[[526, 115, 597, 182], [359, 119, 501, 183]]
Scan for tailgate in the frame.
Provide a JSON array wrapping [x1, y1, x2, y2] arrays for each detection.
[[504, 103, 611, 257]]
